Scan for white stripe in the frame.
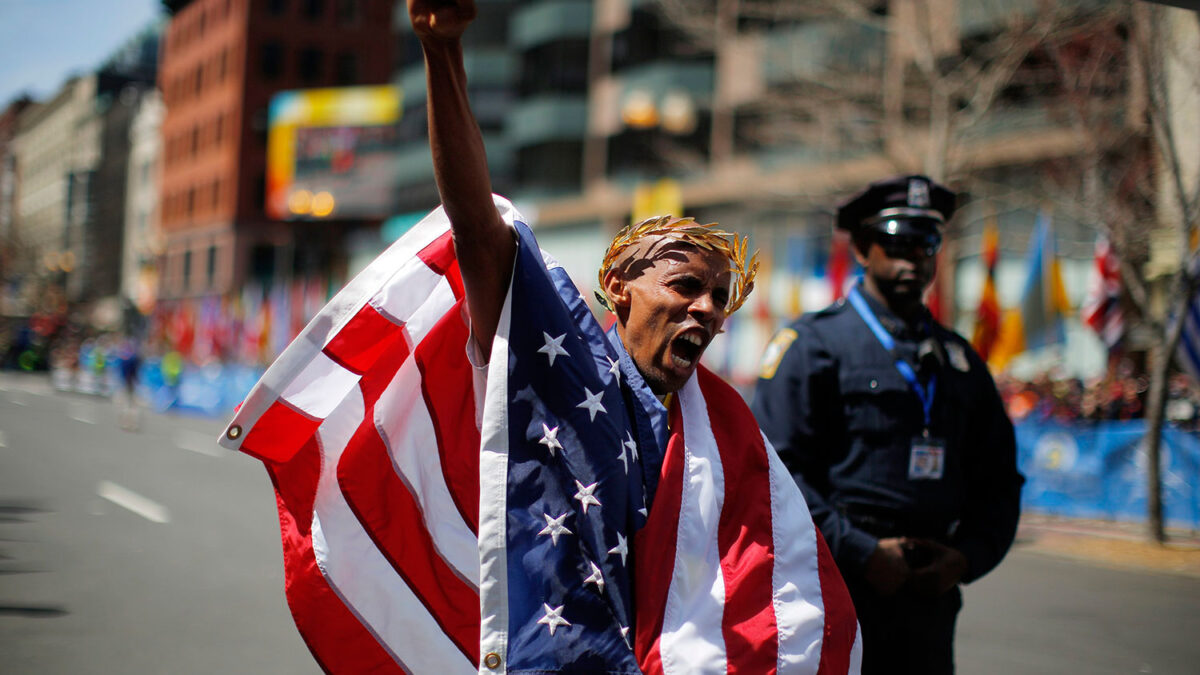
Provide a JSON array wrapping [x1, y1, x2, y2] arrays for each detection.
[[311, 388, 475, 674], [660, 375, 728, 675], [97, 481, 170, 523], [402, 278, 459, 345], [762, 432, 829, 673], [848, 627, 863, 673], [374, 255, 454, 325], [477, 281, 515, 675], [281, 351, 361, 418], [375, 352, 480, 585]]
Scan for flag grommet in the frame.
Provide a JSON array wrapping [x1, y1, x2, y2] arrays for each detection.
[[226, 425, 242, 440], [483, 652, 501, 669]]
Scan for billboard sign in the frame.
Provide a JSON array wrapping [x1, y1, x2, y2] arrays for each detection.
[[267, 85, 402, 220]]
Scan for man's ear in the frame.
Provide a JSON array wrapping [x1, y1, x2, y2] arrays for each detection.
[[603, 270, 631, 310]]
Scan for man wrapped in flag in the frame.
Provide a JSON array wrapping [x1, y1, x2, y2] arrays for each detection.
[[217, 1, 860, 672]]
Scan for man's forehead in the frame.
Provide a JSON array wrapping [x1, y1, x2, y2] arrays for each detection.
[[617, 234, 730, 272]]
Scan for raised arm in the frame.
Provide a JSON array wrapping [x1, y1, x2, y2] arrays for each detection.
[[409, 0, 516, 352]]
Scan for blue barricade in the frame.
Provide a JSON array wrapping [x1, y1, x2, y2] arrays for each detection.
[[1017, 420, 1200, 529]]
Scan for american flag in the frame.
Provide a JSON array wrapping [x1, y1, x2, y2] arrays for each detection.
[[219, 196, 860, 673], [1081, 234, 1124, 348]]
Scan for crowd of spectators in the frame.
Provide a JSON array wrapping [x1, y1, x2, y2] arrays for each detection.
[[997, 368, 1200, 431]]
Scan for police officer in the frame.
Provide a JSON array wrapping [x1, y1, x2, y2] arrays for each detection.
[[752, 175, 1024, 674]]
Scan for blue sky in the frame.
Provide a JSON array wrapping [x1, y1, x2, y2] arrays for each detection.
[[0, 0, 164, 106]]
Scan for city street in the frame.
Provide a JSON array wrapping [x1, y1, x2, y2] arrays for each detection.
[[1, 370, 1199, 674]]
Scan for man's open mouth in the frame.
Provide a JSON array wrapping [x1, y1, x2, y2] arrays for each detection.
[[670, 332, 705, 369]]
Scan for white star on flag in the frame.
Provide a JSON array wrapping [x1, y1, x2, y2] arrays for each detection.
[[623, 431, 638, 462], [538, 423, 562, 456], [538, 603, 571, 636], [576, 387, 606, 421], [583, 561, 605, 592], [538, 512, 573, 546], [606, 355, 620, 385], [538, 332, 570, 366], [574, 480, 601, 514], [608, 532, 628, 566], [616, 440, 629, 474]]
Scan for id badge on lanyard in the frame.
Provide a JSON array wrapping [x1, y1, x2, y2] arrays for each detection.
[[847, 287, 945, 481]]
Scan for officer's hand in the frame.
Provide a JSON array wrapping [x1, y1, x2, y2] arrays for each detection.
[[905, 539, 968, 597], [864, 537, 910, 597], [408, 0, 477, 44]]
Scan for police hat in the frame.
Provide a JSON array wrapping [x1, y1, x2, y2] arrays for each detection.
[[836, 175, 956, 236]]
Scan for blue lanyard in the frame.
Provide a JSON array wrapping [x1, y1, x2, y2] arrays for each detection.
[[847, 286, 937, 430]]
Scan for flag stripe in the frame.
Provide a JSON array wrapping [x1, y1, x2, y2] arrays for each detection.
[[413, 302, 482, 536], [311, 390, 476, 674], [241, 399, 322, 464], [418, 231, 465, 300], [701, 369, 779, 675], [372, 347, 481, 586], [814, 531, 857, 675], [660, 374, 729, 674], [266, 437, 405, 674], [323, 303, 409, 375], [337, 389, 480, 663], [281, 351, 361, 419], [635, 402, 687, 675], [335, 314, 480, 663], [762, 428, 825, 673]]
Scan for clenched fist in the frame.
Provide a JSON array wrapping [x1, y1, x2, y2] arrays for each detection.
[[408, 0, 476, 43]]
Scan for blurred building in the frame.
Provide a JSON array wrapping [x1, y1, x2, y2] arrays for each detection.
[[157, 0, 394, 300], [123, 90, 165, 318], [8, 24, 161, 327], [384, 0, 1133, 382], [0, 96, 36, 317]]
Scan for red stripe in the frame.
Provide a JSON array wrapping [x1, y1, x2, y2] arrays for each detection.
[[701, 367, 778, 674], [323, 303, 407, 375], [814, 529, 857, 675], [634, 400, 686, 675], [241, 399, 322, 463], [266, 437, 404, 673], [417, 231, 464, 300], [336, 322, 480, 664], [414, 300, 480, 535]]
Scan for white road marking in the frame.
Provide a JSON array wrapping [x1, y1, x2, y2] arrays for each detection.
[[0, 430, 6, 447], [175, 429, 224, 457], [96, 481, 171, 524], [9, 397, 27, 406], [69, 403, 97, 424]]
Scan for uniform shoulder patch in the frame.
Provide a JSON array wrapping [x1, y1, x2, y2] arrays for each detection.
[[759, 328, 799, 380]]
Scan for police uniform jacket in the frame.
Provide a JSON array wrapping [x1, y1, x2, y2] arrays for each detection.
[[752, 286, 1024, 584]]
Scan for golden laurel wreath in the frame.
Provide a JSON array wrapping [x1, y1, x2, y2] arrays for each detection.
[[595, 214, 759, 315]]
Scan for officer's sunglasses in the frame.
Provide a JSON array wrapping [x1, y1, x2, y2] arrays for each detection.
[[873, 228, 942, 258]]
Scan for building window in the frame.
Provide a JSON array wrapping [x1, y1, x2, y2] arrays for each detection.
[[187, 187, 195, 216], [191, 125, 200, 155], [207, 245, 218, 288], [334, 52, 357, 85], [212, 178, 221, 208], [261, 43, 283, 79], [298, 48, 323, 83], [195, 66, 203, 96], [183, 249, 193, 290], [215, 114, 224, 144]]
